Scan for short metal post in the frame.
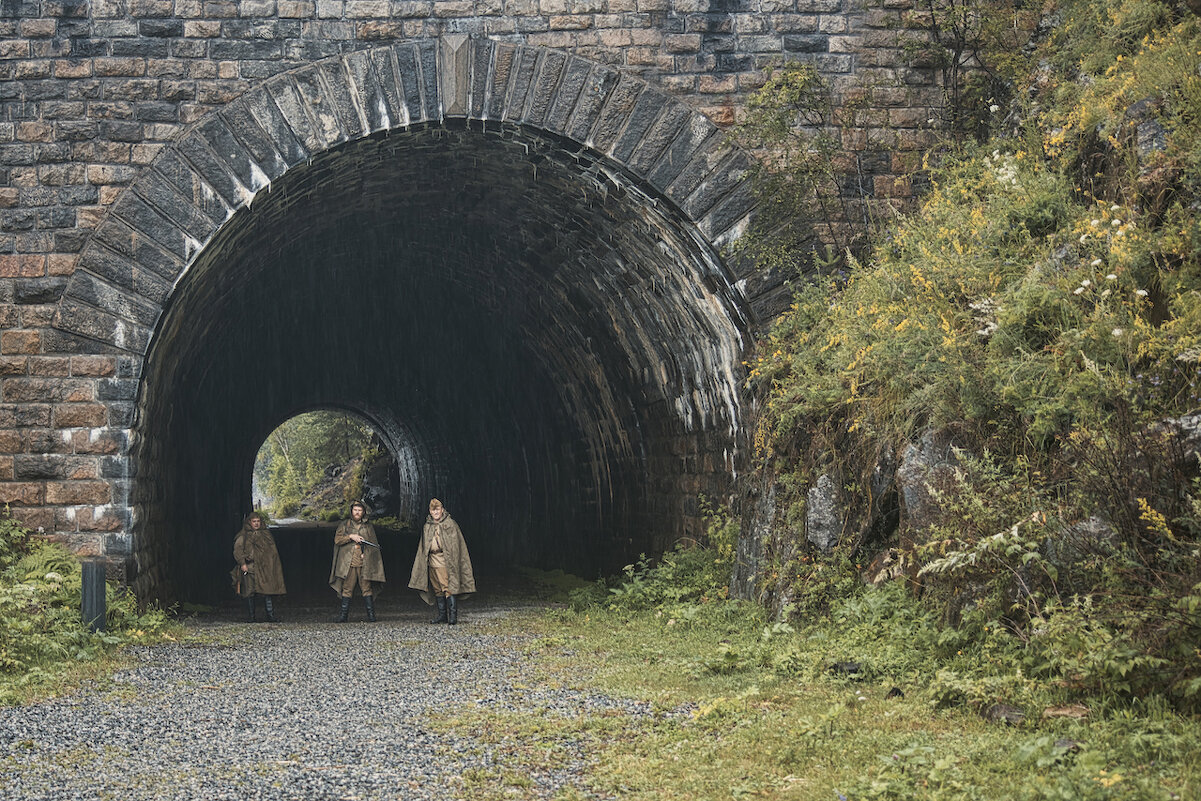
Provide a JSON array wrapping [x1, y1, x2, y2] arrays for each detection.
[[81, 559, 106, 632]]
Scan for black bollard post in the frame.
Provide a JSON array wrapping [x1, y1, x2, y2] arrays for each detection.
[[81, 559, 106, 632]]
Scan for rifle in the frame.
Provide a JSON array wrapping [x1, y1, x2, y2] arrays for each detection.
[[358, 539, 380, 548]]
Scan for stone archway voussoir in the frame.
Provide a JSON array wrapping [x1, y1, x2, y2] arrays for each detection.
[[53, 38, 763, 354]]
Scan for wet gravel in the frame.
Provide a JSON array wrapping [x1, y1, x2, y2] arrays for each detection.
[[0, 598, 660, 800]]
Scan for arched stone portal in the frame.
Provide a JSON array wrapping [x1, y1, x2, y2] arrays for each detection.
[[52, 37, 767, 603]]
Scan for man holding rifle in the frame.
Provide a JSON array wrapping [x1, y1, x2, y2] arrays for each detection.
[[329, 500, 385, 623]]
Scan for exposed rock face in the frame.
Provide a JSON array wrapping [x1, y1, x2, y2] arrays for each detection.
[[806, 473, 842, 553], [896, 429, 960, 544], [731, 475, 775, 605]]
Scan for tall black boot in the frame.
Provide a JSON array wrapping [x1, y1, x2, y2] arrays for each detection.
[[430, 596, 447, 624], [246, 596, 256, 622], [364, 595, 376, 623], [335, 596, 350, 623], [264, 595, 278, 623], [447, 594, 458, 625]]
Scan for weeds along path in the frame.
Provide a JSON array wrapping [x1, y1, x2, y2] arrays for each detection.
[[0, 600, 643, 801]]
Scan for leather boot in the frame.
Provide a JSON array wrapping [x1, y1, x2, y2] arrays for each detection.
[[430, 596, 447, 624], [246, 596, 256, 623], [447, 594, 458, 625], [335, 596, 350, 623], [264, 595, 278, 623], [364, 595, 377, 623]]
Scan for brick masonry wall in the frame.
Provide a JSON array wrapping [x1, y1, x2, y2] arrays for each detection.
[[0, 0, 944, 588]]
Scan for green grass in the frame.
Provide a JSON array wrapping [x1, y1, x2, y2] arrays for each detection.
[[432, 603, 1201, 801]]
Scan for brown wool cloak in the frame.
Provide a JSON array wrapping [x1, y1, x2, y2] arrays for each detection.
[[328, 518, 386, 594], [408, 512, 476, 605], [231, 516, 287, 597]]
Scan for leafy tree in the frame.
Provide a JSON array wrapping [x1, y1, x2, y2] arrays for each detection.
[[253, 411, 374, 516]]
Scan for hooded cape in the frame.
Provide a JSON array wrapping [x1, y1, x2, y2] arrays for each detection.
[[408, 511, 476, 604], [231, 514, 287, 596], [329, 513, 385, 594]]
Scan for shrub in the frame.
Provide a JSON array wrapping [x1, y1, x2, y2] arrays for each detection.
[[0, 511, 173, 705], [743, 0, 1201, 710]]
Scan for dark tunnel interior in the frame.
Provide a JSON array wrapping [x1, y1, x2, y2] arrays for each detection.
[[130, 122, 751, 603]]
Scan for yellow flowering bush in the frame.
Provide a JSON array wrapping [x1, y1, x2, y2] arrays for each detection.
[[747, 0, 1201, 707]]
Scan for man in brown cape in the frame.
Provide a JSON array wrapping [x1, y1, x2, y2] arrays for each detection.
[[329, 500, 385, 622], [409, 498, 475, 625], [232, 511, 286, 622]]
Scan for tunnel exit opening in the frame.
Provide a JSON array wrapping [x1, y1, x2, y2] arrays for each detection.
[[252, 408, 401, 525], [127, 121, 750, 605]]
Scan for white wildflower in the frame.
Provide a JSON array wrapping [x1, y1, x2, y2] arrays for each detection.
[[1091, 259, 1102, 267], [1106, 274, 1117, 280], [1091, 219, 1100, 226], [1112, 328, 1123, 337], [1111, 204, 1121, 211], [990, 104, 1000, 113], [1073, 287, 1085, 295], [1101, 289, 1111, 298], [1176, 347, 1201, 363], [1136, 289, 1149, 297], [1080, 279, 1091, 287], [1112, 219, 1122, 226]]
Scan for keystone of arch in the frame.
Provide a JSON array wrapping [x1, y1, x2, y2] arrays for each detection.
[[52, 36, 762, 354]]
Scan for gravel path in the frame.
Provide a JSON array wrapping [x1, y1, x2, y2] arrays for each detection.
[[0, 598, 655, 800]]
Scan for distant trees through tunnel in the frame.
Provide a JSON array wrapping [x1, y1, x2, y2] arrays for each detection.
[[252, 409, 392, 523]]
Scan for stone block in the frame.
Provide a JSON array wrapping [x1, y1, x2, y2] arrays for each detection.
[[76, 508, 126, 533], [28, 357, 70, 377], [94, 58, 147, 77], [15, 454, 98, 480], [140, 19, 184, 37], [20, 18, 59, 38], [46, 480, 111, 505], [0, 42, 31, 60], [11, 507, 53, 532], [279, 1, 315, 16], [0, 357, 27, 376], [665, 33, 701, 53], [0, 255, 46, 277], [3, 377, 94, 403], [0, 481, 44, 505], [53, 402, 109, 427], [72, 428, 126, 455], [1, 330, 41, 355], [69, 357, 115, 381], [0, 430, 20, 453], [0, 456, 12, 480]]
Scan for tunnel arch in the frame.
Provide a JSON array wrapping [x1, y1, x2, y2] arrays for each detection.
[[52, 37, 767, 603]]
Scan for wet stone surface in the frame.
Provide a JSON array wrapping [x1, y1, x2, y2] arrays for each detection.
[[0, 599, 649, 800]]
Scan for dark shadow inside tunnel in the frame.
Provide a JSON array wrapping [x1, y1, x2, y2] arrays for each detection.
[[130, 121, 750, 604]]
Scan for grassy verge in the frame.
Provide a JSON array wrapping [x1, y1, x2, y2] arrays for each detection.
[[433, 588, 1200, 800]]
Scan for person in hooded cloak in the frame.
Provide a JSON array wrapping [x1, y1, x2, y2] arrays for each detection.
[[329, 500, 385, 622], [232, 511, 286, 622], [409, 498, 475, 625]]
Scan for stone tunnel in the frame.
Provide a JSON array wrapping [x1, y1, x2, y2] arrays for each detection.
[[142, 120, 752, 601], [0, 2, 945, 603], [50, 39, 781, 603]]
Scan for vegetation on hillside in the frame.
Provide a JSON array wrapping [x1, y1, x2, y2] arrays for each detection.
[[253, 410, 377, 519], [442, 555, 1199, 800], [737, 0, 1201, 713], [0, 512, 173, 706]]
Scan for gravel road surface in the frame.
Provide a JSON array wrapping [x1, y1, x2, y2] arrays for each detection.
[[0, 598, 648, 800]]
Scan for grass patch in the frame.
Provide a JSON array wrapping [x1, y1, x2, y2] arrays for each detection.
[[435, 591, 1200, 800]]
